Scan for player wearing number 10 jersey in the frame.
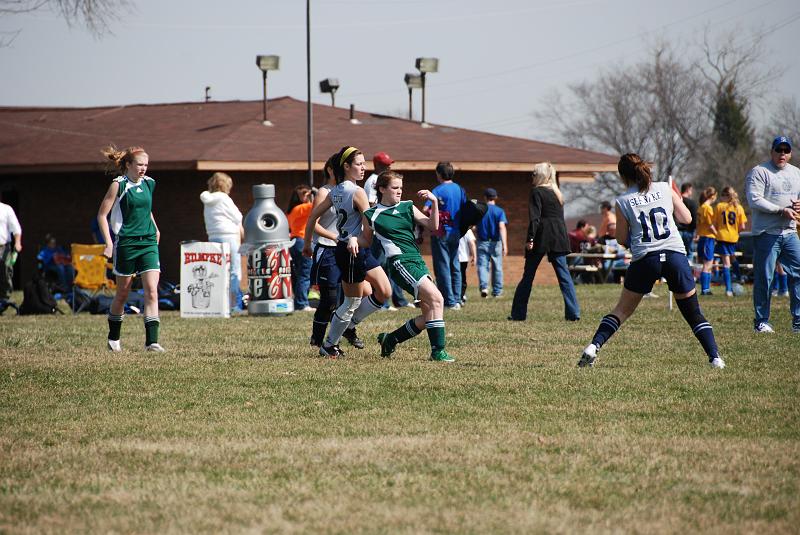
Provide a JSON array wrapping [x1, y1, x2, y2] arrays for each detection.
[[578, 153, 725, 369]]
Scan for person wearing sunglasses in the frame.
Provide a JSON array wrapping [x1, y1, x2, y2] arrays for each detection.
[[744, 136, 800, 334]]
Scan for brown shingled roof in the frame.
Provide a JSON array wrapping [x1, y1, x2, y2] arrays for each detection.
[[0, 96, 617, 177]]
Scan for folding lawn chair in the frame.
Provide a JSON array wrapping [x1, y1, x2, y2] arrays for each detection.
[[71, 243, 115, 314]]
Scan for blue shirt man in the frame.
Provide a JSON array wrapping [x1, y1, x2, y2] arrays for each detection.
[[744, 135, 800, 333], [475, 188, 508, 297], [425, 162, 467, 309]]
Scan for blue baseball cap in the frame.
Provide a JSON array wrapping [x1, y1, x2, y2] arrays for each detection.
[[484, 187, 498, 199], [772, 136, 792, 151]]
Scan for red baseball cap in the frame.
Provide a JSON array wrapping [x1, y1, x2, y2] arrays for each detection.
[[373, 152, 394, 166]]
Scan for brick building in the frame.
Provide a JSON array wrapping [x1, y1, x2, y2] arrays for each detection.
[[0, 97, 616, 283]]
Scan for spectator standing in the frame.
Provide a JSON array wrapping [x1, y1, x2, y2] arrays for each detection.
[[425, 162, 467, 309], [598, 200, 617, 238], [363, 152, 393, 205], [0, 200, 22, 300], [458, 227, 476, 304], [744, 135, 800, 333], [677, 183, 698, 256], [509, 162, 580, 322], [286, 184, 315, 312], [696, 187, 718, 295], [475, 188, 508, 298], [713, 186, 747, 297], [200, 172, 245, 312]]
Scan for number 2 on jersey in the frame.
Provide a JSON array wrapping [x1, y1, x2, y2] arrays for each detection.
[[637, 207, 671, 242]]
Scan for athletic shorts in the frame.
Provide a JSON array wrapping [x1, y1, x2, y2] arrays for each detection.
[[335, 241, 381, 284], [387, 254, 432, 299], [624, 250, 695, 295], [113, 236, 160, 276], [697, 236, 716, 262], [715, 241, 737, 257], [311, 244, 341, 287]]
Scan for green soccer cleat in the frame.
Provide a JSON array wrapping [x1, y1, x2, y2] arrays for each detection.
[[377, 332, 397, 358], [430, 349, 455, 363]]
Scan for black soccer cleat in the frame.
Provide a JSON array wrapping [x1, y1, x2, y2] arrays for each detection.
[[319, 344, 345, 359], [342, 327, 365, 349]]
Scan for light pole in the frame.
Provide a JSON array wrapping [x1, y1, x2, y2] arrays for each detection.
[[256, 54, 280, 126], [415, 57, 438, 127], [319, 78, 339, 107], [404, 73, 422, 121]]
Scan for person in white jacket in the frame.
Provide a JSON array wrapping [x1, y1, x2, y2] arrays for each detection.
[[200, 172, 245, 311]]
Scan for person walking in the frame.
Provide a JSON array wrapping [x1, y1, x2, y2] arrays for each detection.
[[458, 227, 476, 305], [713, 186, 747, 297], [0, 200, 22, 300], [677, 182, 698, 257], [509, 162, 580, 322], [696, 187, 718, 295], [96, 145, 165, 352], [364, 170, 456, 362], [200, 172, 245, 312], [425, 162, 467, 309], [744, 135, 800, 334], [287, 184, 315, 312], [578, 153, 724, 369], [302, 146, 392, 358], [475, 188, 508, 298]]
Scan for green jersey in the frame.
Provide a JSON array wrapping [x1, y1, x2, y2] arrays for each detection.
[[364, 200, 419, 259], [110, 175, 157, 239]]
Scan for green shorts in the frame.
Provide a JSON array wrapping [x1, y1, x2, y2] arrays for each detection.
[[387, 254, 432, 299], [113, 236, 160, 276]]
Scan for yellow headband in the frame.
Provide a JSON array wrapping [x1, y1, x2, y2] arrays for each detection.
[[339, 146, 359, 167]]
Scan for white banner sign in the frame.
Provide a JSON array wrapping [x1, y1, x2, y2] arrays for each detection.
[[180, 241, 230, 318]]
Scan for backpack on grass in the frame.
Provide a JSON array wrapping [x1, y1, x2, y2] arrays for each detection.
[[19, 276, 60, 315]]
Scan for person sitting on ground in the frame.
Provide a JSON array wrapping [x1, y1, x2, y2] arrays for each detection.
[[37, 233, 74, 292]]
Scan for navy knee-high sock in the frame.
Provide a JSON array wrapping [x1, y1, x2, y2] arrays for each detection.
[[590, 314, 621, 349], [677, 294, 719, 360]]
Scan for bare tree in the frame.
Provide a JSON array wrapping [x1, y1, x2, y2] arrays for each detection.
[[763, 97, 800, 148], [0, 0, 130, 37]]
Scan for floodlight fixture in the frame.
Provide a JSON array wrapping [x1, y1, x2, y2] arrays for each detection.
[[255, 54, 280, 125], [414, 57, 439, 126], [404, 73, 423, 120], [319, 78, 340, 107]]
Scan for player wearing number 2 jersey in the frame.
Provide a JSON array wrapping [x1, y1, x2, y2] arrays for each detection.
[[578, 153, 725, 369], [302, 146, 391, 359]]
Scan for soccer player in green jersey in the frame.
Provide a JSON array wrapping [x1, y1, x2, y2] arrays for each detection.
[[96, 145, 165, 353], [361, 171, 455, 362]]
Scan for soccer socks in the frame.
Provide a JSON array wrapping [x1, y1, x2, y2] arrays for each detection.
[[349, 294, 383, 328], [388, 317, 424, 346], [310, 286, 337, 344], [144, 316, 160, 346], [325, 296, 361, 347], [107, 313, 124, 341], [676, 294, 719, 360], [722, 267, 732, 293], [778, 272, 789, 294], [700, 272, 711, 293], [590, 314, 621, 350], [425, 319, 446, 352]]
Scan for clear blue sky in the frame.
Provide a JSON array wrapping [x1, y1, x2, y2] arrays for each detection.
[[1, 0, 798, 142]]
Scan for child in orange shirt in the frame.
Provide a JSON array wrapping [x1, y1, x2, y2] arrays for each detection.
[[287, 185, 314, 311]]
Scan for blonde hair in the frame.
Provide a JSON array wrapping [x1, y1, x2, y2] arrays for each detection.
[[531, 162, 563, 205], [207, 172, 233, 194], [101, 145, 147, 174], [720, 185, 739, 208]]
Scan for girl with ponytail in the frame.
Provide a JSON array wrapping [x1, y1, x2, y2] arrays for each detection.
[[713, 186, 747, 296], [578, 153, 725, 369], [696, 186, 718, 295]]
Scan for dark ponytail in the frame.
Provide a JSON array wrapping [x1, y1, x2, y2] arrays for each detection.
[[617, 153, 652, 194], [332, 145, 362, 183]]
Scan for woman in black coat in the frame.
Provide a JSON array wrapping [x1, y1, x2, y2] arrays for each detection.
[[509, 162, 581, 321]]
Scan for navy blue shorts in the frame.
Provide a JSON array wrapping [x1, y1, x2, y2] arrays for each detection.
[[624, 250, 695, 295], [335, 240, 381, 284], [697, 236, 716, 262], [715, 241, 737, 257], [311, 244, 341, 288]]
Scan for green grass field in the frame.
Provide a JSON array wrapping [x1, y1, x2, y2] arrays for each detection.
[[1, 284, 798, 533]]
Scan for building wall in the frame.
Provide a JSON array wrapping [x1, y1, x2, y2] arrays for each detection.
[[0, 167, 535, 285]]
